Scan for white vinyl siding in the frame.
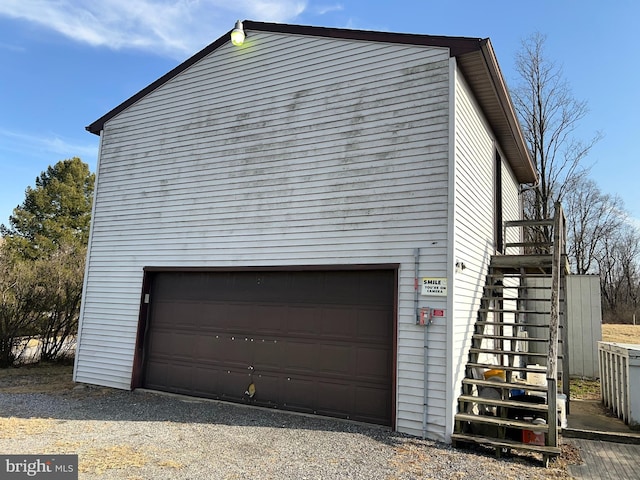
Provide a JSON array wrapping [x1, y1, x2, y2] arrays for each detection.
[[75, 32, 452, 439], [449, 67, 498, 438], [501, 151, 523, 247]]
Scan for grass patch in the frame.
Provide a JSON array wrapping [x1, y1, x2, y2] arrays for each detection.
[[79, 445, 149, 475], [602, 324, 640, 344], [0, 417, 54, 439], [570, 378, 600, 400], [77, 445, 184, 475], [0, 363, 74, 394]]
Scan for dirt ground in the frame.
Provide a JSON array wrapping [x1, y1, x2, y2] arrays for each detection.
[[0, 362, 75, 393], [601, 324, 640, 344], [2, 325, 634, 478], [0, 364, 576, 479]]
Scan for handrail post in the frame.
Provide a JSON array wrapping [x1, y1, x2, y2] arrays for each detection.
[[547, 202, 563, 448]]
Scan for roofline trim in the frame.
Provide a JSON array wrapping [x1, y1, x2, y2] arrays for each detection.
[[243, 20, 484, 56], [478, 39, 537, 182], [86, 31, 231, 135]]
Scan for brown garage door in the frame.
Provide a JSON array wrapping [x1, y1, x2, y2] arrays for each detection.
[[141, 269, 396, 425]]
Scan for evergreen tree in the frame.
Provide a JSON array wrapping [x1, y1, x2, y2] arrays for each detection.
[[1, 157, 94, 259]]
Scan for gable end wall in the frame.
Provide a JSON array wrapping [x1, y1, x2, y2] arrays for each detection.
[[75, 32, 454, 440]]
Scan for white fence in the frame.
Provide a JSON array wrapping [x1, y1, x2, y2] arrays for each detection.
[[599, 341, 640, 428]]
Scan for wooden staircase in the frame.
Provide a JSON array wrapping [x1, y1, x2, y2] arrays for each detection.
[[451, 203, 569, 467]]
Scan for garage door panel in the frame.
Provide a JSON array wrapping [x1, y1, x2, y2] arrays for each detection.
[[318, 344, 354, 376], [355, 385, 392, 419], [252, 338, 283, 369], [213, 336, 254, 367], [167, 364, 193, 393], [315, 380, 352, 416], [282, 377, 316, 413], [253, 304, 288, 334], [285, 306, 321, 335], [143, 269, 395, 426], [153, 300, 202, 329], [144, 360, 168, 389], [215, 304, 253, 331], [192, 365, 220, 395], [284, 340, 318, 372], [250, 372, 281, 407], [148, 331, 193, 360], [357, 308, 393, 341], [218, 369, 253, 402], [320, 307, 357, 339], [194, 335, 215, 361], [356, 346, 392, 381]]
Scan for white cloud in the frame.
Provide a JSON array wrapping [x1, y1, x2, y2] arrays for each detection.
[[0, 128, 98, 161], [0, 0, 307, 58], [314, 3, 343, 15]]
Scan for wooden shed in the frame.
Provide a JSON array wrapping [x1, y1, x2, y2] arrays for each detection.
[[75, 20, 536, 442]]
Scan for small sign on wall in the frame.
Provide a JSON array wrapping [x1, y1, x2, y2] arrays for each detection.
[[421, 277, 447, 296]]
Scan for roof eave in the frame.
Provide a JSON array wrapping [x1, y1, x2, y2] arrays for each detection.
[[456, 39, 537, 184]]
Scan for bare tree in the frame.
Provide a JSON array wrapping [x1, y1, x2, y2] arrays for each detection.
[[598, 224, 640, 323], [564, 176, 625, 274], [512, 33, 602, 231], [36, 244, 85, 362], [0, 247, 45, 367]]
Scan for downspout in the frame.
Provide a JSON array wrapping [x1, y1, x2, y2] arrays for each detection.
[[423, 305, 429, 440], [415, 248, 429, 439]]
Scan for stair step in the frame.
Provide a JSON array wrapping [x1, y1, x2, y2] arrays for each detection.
[[451, 433, 561, 456], [505, 241, 553, 248], [455, 413, 549, 431], [491, 254, 553, 268], [486, 277, 554, 285], [462, 378, 548, 392], [458, 395, 549, 412], [469, 348, 560, 358], [466, 363, 549, 374], [504, 219, 554, 228], [472, 334, 551, 343], [479, 308, 552, 315], [481, 296, 555, 303], [465, 370, 566, 383], [475, 321, 563, 329]]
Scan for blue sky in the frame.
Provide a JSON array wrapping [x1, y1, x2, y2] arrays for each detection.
[[1, 1, 638, 227]]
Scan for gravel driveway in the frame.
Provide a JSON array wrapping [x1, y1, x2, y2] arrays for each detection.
[[0, 383, 573, 479]]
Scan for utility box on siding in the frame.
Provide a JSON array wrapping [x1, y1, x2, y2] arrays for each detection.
[[567, 275, 602, 379]]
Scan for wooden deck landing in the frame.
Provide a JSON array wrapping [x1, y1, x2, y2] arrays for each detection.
[[567, 438, 640, 479]]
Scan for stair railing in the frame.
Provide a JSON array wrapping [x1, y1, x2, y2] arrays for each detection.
[[546, 201, 566, 449]]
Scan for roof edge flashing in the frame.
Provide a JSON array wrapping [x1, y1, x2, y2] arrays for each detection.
[[479, 39, 537, 184]]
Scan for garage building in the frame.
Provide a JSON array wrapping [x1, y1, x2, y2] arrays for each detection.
[[75, 20, 536, 441]]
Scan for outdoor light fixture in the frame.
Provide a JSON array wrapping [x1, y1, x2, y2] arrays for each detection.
[[231, 20, 245, 46]]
